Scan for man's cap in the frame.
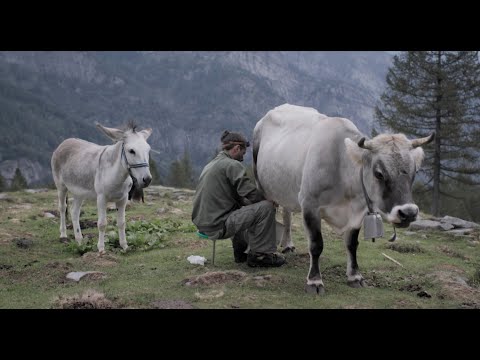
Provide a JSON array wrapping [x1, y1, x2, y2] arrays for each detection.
[[221, 130, 250, 147]]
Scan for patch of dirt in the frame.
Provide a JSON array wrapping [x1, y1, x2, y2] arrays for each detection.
[[250, 274, 285, 287], [45, 261, 74, 271], [288, 252, 310, 267], [386, 242, 425, 253], [10, 204, 32, 211], [67, 219, 97, 229], [14, 238, 34, 249], [323, 264, 345, 278], [399, 283, 422, 292], [194, 289, 225, 300], [437, 245, 470, 260], [0, 231, 14, 243], [81, 252, 119, 267], [52, 289, 121, 309], [173, 237, 209, 250], [151, 300, 196, 309], [428, 264, 480, 307], [183, 270, 248, 286], [44, 209, 59, 217]]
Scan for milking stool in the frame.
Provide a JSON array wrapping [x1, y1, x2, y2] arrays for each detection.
[[196, 231, 217, 265]]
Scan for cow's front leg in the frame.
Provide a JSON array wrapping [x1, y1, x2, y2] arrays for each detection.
[[344, 228, 366, 288], [116, 197, 128, 250], [303, 209, 325, 295], [280, 209, 295, 253], [96, 195, 107, 254]]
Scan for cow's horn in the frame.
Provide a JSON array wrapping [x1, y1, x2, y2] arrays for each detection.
[[411, 132, 435, 148], [358, 137, 373, 150]]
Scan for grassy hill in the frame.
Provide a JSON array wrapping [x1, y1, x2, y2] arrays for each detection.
[[1, 186, 479, 309]]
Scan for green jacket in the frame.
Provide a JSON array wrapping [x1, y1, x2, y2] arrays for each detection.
[[192, 151, 264, 234]]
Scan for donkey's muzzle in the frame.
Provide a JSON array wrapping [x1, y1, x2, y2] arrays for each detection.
[[143, 175, 152, 187]]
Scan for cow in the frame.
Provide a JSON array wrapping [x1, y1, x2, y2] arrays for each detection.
[[253, 104, 434, 294]]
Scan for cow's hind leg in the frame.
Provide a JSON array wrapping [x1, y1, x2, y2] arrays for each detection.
[[116, 197, 128, 251], [57, 186, 68, 242], [303, 208, 325, 295], [71, 197, 84, 243], [280, 209, 295, 253], [344, 228, 366, 288]]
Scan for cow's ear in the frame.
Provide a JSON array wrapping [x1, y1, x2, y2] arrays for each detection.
[[96, 123, 124, 142], [411, 147, 425, 169], [345, 138, 365, 165], [139, 128, 152, 140]]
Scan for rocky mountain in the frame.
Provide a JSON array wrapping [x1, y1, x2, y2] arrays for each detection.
[[0, 51, 393, 186]]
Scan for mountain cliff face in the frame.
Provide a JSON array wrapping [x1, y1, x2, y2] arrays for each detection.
[[0, 51, 392, 186]]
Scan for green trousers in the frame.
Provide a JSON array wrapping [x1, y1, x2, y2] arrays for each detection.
[[206, 200, 277, 254]]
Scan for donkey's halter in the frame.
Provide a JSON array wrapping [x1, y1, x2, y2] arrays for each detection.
[[121, 142, 149, 173]]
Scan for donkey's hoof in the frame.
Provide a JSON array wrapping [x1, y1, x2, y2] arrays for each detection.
[[59, 237, 69, 244], [282, 246, 296, 254], [347, 279, 367, 288], [304, 284, 325, 296], [98, 250, 106, 256]]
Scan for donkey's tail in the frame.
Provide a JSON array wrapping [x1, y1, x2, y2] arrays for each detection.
[[65, 193, 69, 219]]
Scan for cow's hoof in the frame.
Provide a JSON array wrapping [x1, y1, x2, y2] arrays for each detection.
[[304, 284, 325, 295], [347, 279, 367, 288], [282, 246, 296, 254]]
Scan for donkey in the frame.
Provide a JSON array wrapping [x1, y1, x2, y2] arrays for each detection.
[[51, 122, 153, 253]]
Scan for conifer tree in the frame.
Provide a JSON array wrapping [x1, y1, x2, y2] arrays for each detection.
[[375, 51, 480, 216], [10, 168, 28, 191], [0, 173, 6, 192]]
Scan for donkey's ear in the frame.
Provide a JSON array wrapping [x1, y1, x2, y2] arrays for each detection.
[[139, 128, 152, 140], [96, 123, 124, 142]]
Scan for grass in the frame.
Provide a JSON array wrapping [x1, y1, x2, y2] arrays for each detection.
[[1, 186, 479, 309]]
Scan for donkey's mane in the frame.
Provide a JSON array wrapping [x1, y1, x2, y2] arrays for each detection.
[[124, 120, 138, 133]]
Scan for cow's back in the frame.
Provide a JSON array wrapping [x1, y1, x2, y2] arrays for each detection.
[[254, 104, 361, 211]]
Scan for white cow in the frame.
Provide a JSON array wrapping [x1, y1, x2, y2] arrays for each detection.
[[253, 104, 434, 294]]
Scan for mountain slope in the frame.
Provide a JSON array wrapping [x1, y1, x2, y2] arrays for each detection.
[[0, 51, 392, 185]]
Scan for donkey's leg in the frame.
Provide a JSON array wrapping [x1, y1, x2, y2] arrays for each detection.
[[280, 209, 295, 253], [57, 187, 68, 240], [115, 197, 128, 250], [71, 197, 84, 243], [96, 195, 108, 254]]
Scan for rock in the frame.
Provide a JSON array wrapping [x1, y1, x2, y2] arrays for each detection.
[[66, 271, 107, 282], [409, 220, 445, 231], [440, 215, 479, 229]]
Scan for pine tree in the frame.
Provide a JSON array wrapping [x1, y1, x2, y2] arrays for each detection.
[[149, 156, 162, 185], [375, 51, 480, 217], [180, 149, 194, 189], [10, 168, 28, 191], [166, 150, 195, 189], [0, 173, 6, 192]]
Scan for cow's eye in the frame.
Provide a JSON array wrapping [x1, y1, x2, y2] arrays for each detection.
[[374, 171, 384, 181], [129, 149, 136, 155]]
